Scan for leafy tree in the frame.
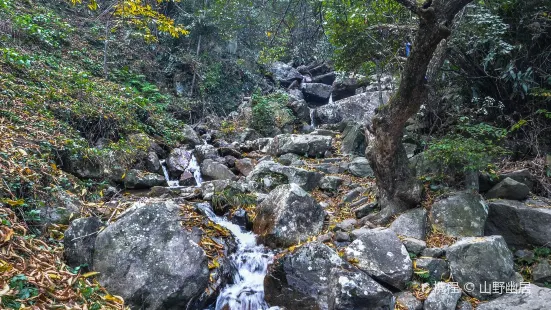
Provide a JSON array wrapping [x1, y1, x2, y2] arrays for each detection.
[[363, 0, 473, 224]]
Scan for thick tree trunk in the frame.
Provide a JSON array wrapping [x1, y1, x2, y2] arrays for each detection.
[[365, 0, 472, 224]]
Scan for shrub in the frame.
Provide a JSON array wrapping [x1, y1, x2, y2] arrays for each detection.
[[250, 91, 294, 137]]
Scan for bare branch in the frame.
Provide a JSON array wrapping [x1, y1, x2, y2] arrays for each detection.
[[367, 24, 417, 31]]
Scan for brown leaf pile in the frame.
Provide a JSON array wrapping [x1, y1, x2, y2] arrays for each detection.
[[0, 207, 126, 309]]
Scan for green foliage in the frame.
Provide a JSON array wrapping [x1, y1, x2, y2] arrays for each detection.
[[426, 118, 508, 174], [323, 0, 411, 74], [13, 11, 74, 48], [9, 274, 39, 301], [0, 48, 33, 67], [250, 91, 294, 137]]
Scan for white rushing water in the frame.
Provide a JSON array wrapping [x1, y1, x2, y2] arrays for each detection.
[[309, 108, 316, 128], [160, 154, 203, 187], [160, 159, 180, 187], [197, 204, 274, 310], [187, 154, 203, 186]]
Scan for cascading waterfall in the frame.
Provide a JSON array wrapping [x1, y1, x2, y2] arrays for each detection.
[[160, 159, 180, 187], [160, 154, 203, 187], [187, 155, 203, 186], [309, 108, 316, 128], [197, 204, 274, 310]]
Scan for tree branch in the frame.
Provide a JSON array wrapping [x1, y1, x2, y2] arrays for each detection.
[[393, 0, 419, 14]]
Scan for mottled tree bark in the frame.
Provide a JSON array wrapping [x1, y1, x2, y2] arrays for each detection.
[[365, 0, 472, 224]]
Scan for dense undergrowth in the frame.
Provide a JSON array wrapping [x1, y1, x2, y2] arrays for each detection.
[[0, 2, 192, 308]]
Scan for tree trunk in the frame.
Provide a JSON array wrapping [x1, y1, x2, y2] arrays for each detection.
[[365, 0, 472, 224]]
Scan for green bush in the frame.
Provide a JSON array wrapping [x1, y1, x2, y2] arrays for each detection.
[[425, 118, 508, 176], [250, 91, 294, 137]]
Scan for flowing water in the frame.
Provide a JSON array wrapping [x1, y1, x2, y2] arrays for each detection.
[[197, 204, 274, 310], [309, 108, 316, 128], [160, 159, 180, 187], [160, 155, 203, 187]]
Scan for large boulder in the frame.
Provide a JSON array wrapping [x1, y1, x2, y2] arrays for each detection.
[[301, 83, 332, 105], [314, 91, 390, 125], [200, 159, 236, 181], [253, 184, 325, 248], [247, 160, 322, 192], [235, 158, 254, 176], [267, 134, 332, 158], [166, 147, 192, 179], [389, 208, 428, 240], [446, 236, 517, 300], [269, 62, 303, 87], [312, 72, 337, 85], [264, 242, 393, 310], [476, 284, 551, 310], [484, 199, 551, 248], [123, 169, 166, 189], [286, 99, 311, 124], [93, 200, 210, 310], [340, 122, 366, 155], [43, 190, 84, 225], [485, 177, 530, 200], [348, 157, 374, 178], [344, 228, 413, 289], [429, 192, 488, 237], [332, 77, 369, 101], [182, 124, 202, 147], [64, 217, 103, 270]]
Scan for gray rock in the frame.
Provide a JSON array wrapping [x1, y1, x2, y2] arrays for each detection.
[[402, 238, 427, 255], [253, 184, 325, 248], [342, 187, 366, 203], [314, 91, 389, 125], [350, 227, 371, 240], [335, 231, 351, 242], [341, 122, 366, 155], [179, 171, 197, 186], [124, 169, 166, 189], [200, 159, 236, 181], [332, 77, 370, 101], [484, 199, 551, 248], [312, 163, 347, 174], [328, 268, 394, 310], [93, 200, 210, 310], [354, 202, 377, 219], [345, 228, 413, 289], [423, 282, 461, 310], [286, 99, 310, 123], [318, 232, 334, 243], [320, 176, 344, 192], [268, 134, 332, 158], [145, 151, 161, 173], [446, 236, 517, 299], [486, 177, 530, 200], [456, 301, 473, 310], [43, 191, 83, 225], [278, 153, 303, 165], [333, 219, 357, 232], [421, 248, 446, 258], [476, 284, 551, 310], [269, 62, 303, 87], [64, 217, 103, 270], [200, 180, 247, 201], [429, 192, 488, 237], [349, 157, 374, 177], [501, 169, 537, 191], [194, 144, 220, 163], [182, 124, 202, 146], [395, 291, 423, 310], [415, 258, 449, 283], [166, 147, 192, 179], [310, 129, 339, 137], [235, 158, 254, 176], [312, 72, 336, 85], [264, 242, 393, 310], [532, 260, 551, 285], [390, 208, 428, 240], [301, 83, 332, 105], [247, 160, 322, 192]]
